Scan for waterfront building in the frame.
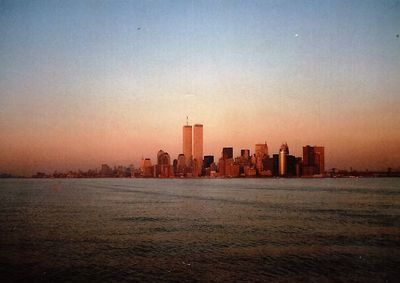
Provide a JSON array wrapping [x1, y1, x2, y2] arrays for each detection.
[[156, 150, 173, 178], [172, 159, 178, 174], [255, 142, 269, 159], [262, 157, 274, 176], [254, 142, 269, 174], [279, 143, 289, 176], [129, 164, 135, 178], [244, 165, 257, 177], [296, 157, 303, 177], [183, 125, 192, 166], [141, 158, 153, 177], [222, 147, 233, 159], [303, 145, 325, 176], [193, 124, 203, 169], [225, 158, 239, 177], [176, 154, 186, 176], [100, 164, 113, 177], [218, 157, 226, 176], [209, 162, 217, 177], [287, 155, 297, 177], [203, 155, 214, 169], [241, 149, 250, 159], [157, 150, 170, 165]]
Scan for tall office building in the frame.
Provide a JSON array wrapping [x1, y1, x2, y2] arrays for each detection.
[[156, 150, 173, 178], [241, 149, 250, 159], [279, 143, 289, 176], [255, 142, 269, 159], [203, 155, 214, 169], [193, 124, 203, 167], [255, 142, 269, 173], [222, 147, 233, 159], [182, 125, 192, 165], [314, 146, 325, 174], [177, 154, 186, 175], [303, 145, 325, 176]]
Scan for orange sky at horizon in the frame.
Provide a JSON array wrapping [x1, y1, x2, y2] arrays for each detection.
[[1, 1, 399, 176], [1, 102, 399, 176]]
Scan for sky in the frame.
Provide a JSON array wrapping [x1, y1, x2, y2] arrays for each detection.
[[0, 0, 399, 175]]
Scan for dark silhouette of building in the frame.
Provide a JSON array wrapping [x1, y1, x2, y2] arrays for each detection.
[[222, 147, 233, 159], [303, 145, 325, 176], [156, 150, 173, 178], [241, 149, 250, 158], [272, 154, 279, 176], [100, 164, 113, 177], [203, 155, 214, 169], [287, 155, 297, 177]]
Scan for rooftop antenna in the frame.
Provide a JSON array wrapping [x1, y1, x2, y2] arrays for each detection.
[[186, 116, 189, 126]]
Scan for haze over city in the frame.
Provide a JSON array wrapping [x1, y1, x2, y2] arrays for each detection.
[[1, 0, 399, 176]]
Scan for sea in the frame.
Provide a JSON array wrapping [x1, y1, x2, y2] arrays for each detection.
[[0, 178, 399, 282]]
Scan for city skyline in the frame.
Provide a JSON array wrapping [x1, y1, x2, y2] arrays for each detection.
[[1, 0, 399, 175], [26, 121, 326, 178]]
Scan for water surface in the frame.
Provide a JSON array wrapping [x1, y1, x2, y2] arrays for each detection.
[[0, 178, 399, 282]]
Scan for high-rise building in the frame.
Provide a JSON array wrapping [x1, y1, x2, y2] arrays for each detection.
[[141, 158, 153, 177], [203, 155, 214, 168], [222, 147, 233, 159], [272, 154, 279, 176], [176, 154, 186, 175], [287, 155, 297, 177], [193, 124, 203, 168], [303, 145, 325, 176], [255, 142, 268, 159], [182, 125, 192, 165], [254, 142, 269, 174], [241, 149, 250, 159], [156, 150, 173, 178], [238, 149, 251, 174], [157, 150, 171, 165], [314, 146, 325, 174], [279, 143, 289, 176]]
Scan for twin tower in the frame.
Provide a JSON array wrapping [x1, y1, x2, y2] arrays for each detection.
[[182, 123, 203, 167]]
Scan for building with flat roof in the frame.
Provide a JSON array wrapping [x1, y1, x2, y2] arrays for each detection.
[[193, 124, 203, 169], [279, 143, 289, 176], [222, 147, 233, 159], [303, 145, 325, 176]]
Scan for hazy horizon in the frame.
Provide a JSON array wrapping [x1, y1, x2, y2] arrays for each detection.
[[1, 0, 399, 176]]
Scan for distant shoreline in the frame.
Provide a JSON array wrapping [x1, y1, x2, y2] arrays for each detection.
[[1, 175, 399, 179]]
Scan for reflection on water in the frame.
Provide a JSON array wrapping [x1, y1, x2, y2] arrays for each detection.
[[0, 178, 399, 282]]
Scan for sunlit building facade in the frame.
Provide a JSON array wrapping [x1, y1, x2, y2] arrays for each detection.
[[182, 125, 192, 166], [255, 142, 268, 159], [255, 142, 269, 174], [141, 158, 153, 177], [193, 124, 203, 170], [156, 150, 173, 178], [279, 143, 289, 176]]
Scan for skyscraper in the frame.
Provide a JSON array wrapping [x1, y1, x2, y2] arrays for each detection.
[[222, 147, 233, 159], [241, 149, 250, 159], [203, 155, 214, 169], [182, 125, 192, 165], [314, 146, 325, 174], [279, 143, 289, 176], [303, 145, 325, 176], [255, 142, 269, 173], [255, 142, 268, 159], [193, 124, 203, 168]]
